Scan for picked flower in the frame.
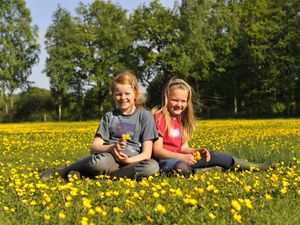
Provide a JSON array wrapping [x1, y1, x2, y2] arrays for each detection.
[[193, 151, 201, 160], [121, 133, 131, 141]]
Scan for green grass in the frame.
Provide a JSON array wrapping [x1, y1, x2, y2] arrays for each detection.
[[0, 119, 299, 224]]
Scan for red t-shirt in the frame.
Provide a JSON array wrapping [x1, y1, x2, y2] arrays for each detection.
[[155, 112, 182, 153]]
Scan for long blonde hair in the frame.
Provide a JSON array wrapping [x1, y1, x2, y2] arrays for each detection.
[[112, 71, 143, 106], [153, 77, 196, 143]]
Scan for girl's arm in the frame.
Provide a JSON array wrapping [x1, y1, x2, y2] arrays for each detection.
[[90, 135, 113, 153], [153, 137, 196, 164], [180, 141, 195, 154], [122, 140, 154, 164], [181, 141, 211, 162]]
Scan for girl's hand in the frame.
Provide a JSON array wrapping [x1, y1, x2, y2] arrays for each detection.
[[110, 140, 128, 162], [198, 148, 211, 162], [181, 153, 197, 165], [116, 140, 127, 152]]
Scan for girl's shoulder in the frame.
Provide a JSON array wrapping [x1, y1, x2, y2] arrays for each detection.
[[136, 107, 153, 120]]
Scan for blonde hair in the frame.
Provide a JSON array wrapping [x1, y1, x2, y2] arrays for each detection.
[[112, 71, 142, 106], [153, 77, 196, 143]]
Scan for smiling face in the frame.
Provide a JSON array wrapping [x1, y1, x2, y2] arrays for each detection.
[[113, 83, 136, 115], [167, 88, 189, 117]]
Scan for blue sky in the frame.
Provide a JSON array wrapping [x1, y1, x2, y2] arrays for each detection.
[[25, 0, 176, 90]]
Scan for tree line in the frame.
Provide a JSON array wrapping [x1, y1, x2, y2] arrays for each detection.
[[0, 0, 299, 122]]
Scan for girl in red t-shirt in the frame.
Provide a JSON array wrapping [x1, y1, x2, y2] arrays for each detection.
[[152, 78, 274, 177]]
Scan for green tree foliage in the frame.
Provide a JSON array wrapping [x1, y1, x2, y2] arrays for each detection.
[[76, 0, 131, 115], [0, 0, 40, 122], [10, 0, 296, 122], [14, 87, 54, 122], [44, 6, 82, 121], [238, 0, 300, 115]]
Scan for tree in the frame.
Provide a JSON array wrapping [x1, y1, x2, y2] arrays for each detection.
[[0, 0, 40, 122], [15, 87, 54, 122], [240, 0, 300, 115], [44, 6, 81, 121], [76, 0, 131, 115], [128, 0, 180, 85]]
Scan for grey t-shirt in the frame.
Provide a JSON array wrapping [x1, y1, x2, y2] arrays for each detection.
[[96, 108, 158, 157]]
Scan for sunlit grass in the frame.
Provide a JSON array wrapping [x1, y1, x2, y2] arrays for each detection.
[[0, 119, 299, 224]]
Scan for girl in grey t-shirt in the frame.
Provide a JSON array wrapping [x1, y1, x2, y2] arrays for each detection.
[[40, 71, 159, 180]]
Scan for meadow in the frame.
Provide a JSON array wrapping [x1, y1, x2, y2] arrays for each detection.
[[0, 119, 299, 225]]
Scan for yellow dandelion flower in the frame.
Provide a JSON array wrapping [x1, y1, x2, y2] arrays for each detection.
[[193, 151, 201, 160], [30, 200, 37, 206], [65, 202, 72, 208], [59, 212, 66, 219], [280, 188, 287, 194], [113, 207, 123, 213], [88, 209, 95, 215], [146, 215, 154, 223], [244, 199, 253, 209], [265, 193, 272, 200], [233, 213, 242, 223], [155, 204, 166, 214], [81, 217, 89, 225], [153, 192, 160, 198], [231, 200, 241, 211], [44, 214, 51, 221], [121, 133, 131, 141], [208, 212, 216, 219]]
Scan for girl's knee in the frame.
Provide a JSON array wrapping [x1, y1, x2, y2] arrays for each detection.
[[89, 153, 117, 172], [137, 159, 159, 177]]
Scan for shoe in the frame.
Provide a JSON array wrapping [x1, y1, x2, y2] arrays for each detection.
[[196, 166, 223, 172], [40, 169, 62, 181], [68, 170, 81, 180], [230, 157, 274, 172]]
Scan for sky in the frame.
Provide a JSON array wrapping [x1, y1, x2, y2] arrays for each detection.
[[25, 0, 176, 90]]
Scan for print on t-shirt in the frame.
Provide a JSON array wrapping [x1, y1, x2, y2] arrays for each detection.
[[116, 123, 136, 138], [170, 127, 180, 138]]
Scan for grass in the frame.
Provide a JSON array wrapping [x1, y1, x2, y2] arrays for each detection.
[[0, 119, 299, 224]]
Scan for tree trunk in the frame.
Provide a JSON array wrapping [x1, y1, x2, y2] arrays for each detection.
[[58, 96, 62, 121], [233, 81, 238, 114], [58, 104, 62, 122]]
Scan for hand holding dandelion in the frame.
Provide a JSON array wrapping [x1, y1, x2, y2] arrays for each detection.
[[194, 148, 211, 162]]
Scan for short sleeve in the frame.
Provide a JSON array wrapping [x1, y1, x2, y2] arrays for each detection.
[[139, 110, 159, 142], [95, 112, 111, 142]]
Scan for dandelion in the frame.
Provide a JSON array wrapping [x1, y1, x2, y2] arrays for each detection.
[[280, 188, 287, 194], [193, 151, 201, 160], [44, 214, 51, 221], [155, 204, 166, 214], [231, 200, 241, 211], [113, 207, 123, 213], [88, 209, 95, 215], [265, 193, 272, 200], [208, 212, 216, 219], [233, 213, 242, 223], [244, 199, 253, 209], [59, 212, 66, 219], [65, 202, 72, 208], [81, 217, 89, 225], [82, 198, 92, 209], [30, 200, 37, 206], [153, 192, 160, 198], [146, 215, 154, 223], [121, 133, 131, 141], [183, 198, 197, 206]]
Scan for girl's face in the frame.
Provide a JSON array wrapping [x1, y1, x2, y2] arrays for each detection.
[[167, 88, 188, 117], [113, 83, 136, 115]]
